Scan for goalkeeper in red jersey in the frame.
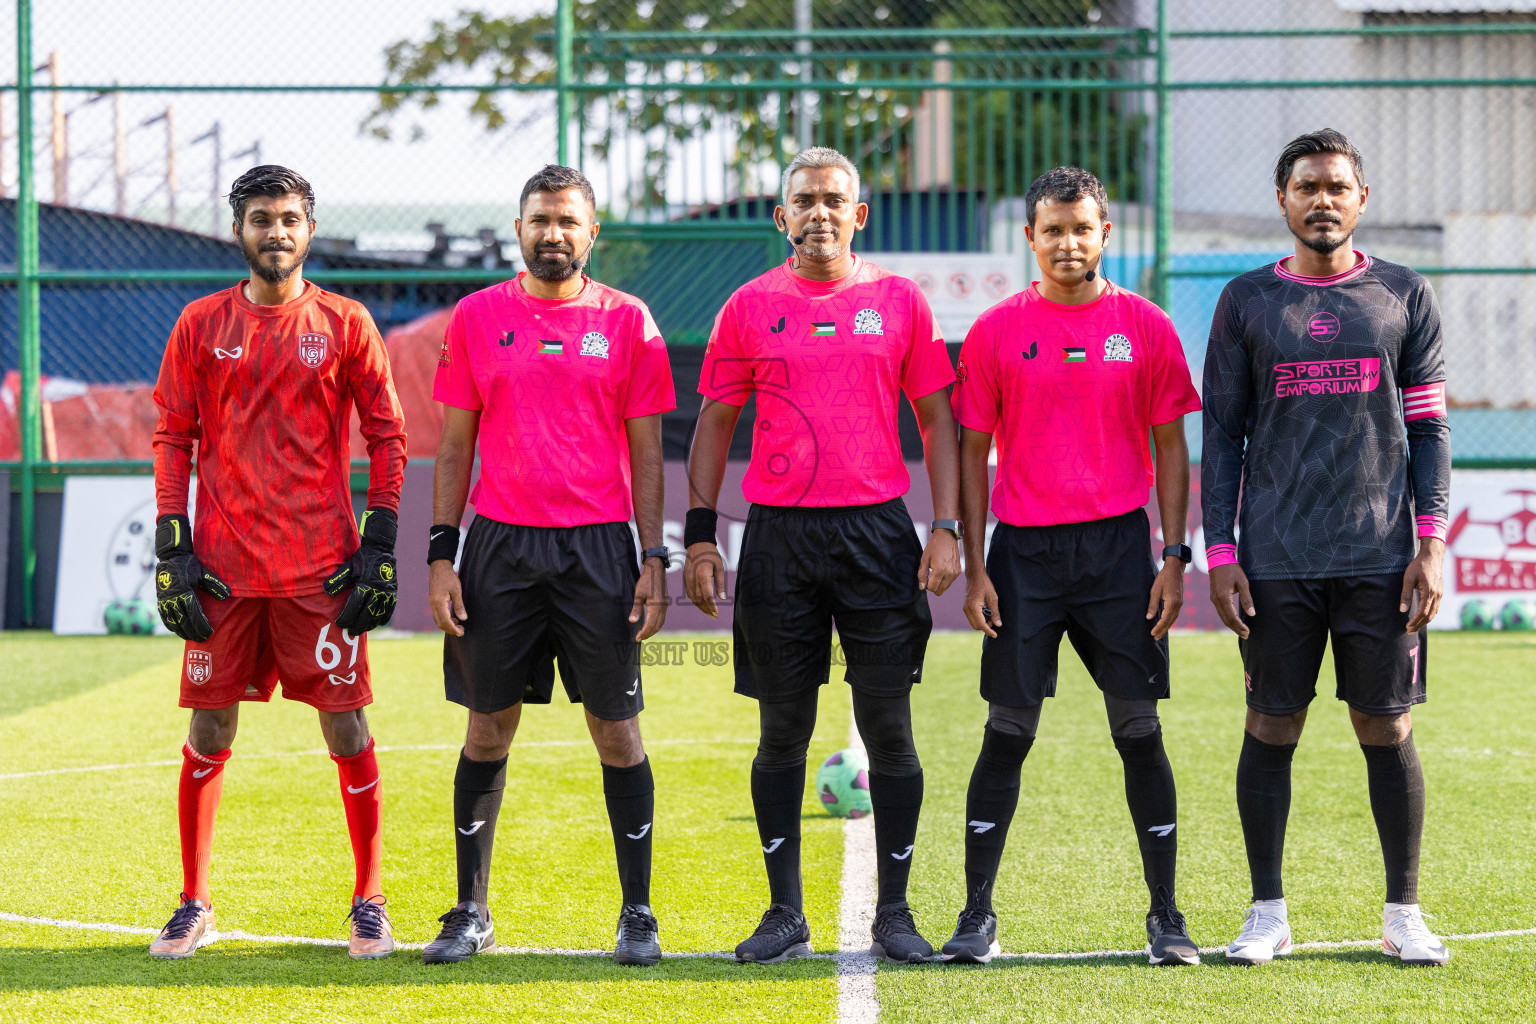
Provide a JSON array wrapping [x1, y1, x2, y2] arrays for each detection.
[[147, 166, 407, 960]]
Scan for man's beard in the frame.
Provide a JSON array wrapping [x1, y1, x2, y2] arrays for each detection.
[[242, 237, 310, 285], [797, 224, 844, 260], [1292, 215, 1350, 255], [524, 240, 587, 282]]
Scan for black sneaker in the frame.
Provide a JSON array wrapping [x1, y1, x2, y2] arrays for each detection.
[[1146, 886, 1199, 965], [734, 904, 813, 964], [870, 901, 935, 963], [940, 904, 999, 964], [422, 901, 495, 964], [613, 903, 662, 966]]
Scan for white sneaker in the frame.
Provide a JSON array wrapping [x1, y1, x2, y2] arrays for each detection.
[[1225, 899, 1293, 965], [1382, 903, 1450, 965]]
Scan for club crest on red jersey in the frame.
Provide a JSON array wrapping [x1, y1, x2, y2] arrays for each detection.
[[187, 650, 213, 685], [297, 333, 329, 369]]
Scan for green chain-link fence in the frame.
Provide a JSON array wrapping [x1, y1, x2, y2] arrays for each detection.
[[2, 0, 1533, 621]]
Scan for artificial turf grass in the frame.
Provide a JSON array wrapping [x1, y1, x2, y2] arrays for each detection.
[[0, 633, 853, 954], [0, 633, 182, 718], [885, 630, 1536, 1023]]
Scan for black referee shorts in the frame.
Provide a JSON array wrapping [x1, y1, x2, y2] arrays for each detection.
[[980, 508, 1169, 707], [1239, 573, 1427, 716], [732, 498, 933, 703], [444, 516, 644, 721]]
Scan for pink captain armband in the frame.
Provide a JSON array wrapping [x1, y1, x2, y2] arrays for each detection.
[[1416, 514, 1448, 541], [1402, 381, 1447, 422], [1205, 543, 1239, 569]]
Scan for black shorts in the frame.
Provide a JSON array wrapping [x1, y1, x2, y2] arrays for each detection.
[[980, 508, 1169, 707], [444, 517, 644, 721], [732, 498, 933, 703], [1239, 574, 1427, 716]]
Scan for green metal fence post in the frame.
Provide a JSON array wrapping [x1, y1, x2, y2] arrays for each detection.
[[15, 0, 41, 626], [1153, 0, 1172, 311], [556, 0, 574, 166]]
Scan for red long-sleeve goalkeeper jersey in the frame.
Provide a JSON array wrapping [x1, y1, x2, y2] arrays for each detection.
[[153, 281, 407, 597]]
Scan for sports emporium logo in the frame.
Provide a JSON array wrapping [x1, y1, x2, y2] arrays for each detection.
[[297, 333, 329, 369], [1103, 334, 1133, 362], [853, 309, 884, 335], [1307, 311, 1341, 343], [580, 331, 611, 359], [186, 650, 213, 685], [1274, 357, 1380, 398]]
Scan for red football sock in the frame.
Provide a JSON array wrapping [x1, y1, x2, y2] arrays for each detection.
[[178, 743, 231, 904], [332, 737, 383, 899]]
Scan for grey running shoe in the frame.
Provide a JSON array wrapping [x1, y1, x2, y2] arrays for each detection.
[[941, 904, 1000, 964], [734, 904, 813, 964], [870, 901, 935, 963], [613, 903, 662, 966]]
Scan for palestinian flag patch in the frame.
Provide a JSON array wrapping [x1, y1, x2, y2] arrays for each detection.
[[538, 340, 563, 355], [811, 322, 836, 337], [1063, 347, 1087, 363]]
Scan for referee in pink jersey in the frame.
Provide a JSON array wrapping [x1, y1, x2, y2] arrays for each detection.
[[685, 147, 961, 965], [942, 166, 1203, 966], [423, 165, 675, 967]]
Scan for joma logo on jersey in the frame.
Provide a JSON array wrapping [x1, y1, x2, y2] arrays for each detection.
[[297, 333, 329, 369], [1274, 357, 1381, 398], [186, 650, 213, 685]]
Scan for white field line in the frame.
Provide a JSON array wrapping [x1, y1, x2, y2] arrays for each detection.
[[835, 713, 880, 1024], [0, 738, 757, 782], [2, 911, 1533, 962]]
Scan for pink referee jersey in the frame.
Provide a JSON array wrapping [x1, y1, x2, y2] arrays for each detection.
[[952, 282, 1201, 528], [699, 256, 955, 507], [433, 274, 676, 527]]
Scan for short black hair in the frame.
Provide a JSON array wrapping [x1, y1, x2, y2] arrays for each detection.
[[228, 165, 315, 225], [1024, 166, 1109, 227], [1274, 129, 1365, 190], [519, 164, 597, 215]]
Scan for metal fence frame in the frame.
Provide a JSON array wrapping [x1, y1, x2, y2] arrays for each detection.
[[4, 0, 1535, 624]]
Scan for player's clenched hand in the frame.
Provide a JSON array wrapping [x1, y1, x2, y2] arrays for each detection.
[[919, 530, 961, 596], [1209, 562, 1255, 639], [963, 572, 1002, 638], [684, 542, 727, 619], [630, 556, 669, 641], [428, 560, 468, 636], [1147, 558, 1185, 640], [154, 513, 231, 643], [324, 507, 398, 633], [1401, 538, 1445, 633]]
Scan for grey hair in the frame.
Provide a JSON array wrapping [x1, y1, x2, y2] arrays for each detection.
[[780, 147, 862, 206]]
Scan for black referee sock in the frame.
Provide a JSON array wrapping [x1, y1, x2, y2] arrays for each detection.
[[1112, 728, 1179, 902], [1361, 733, 1425, 904], [751, 764, 806, 910], [869, 771, 924, 907], [963, 726, 1034, 911], [602, 757, 655, 907], [1236, 731, 1296, 902], [454, 750, 507, 907]]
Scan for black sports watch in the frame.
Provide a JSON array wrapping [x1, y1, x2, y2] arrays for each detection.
[[932, 519, 964, 541], [641, 546, 671, 566], [1162, 543, 1193, 567]]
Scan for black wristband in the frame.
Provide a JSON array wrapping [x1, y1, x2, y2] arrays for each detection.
[[427, 524, 461, 564], [684, 507, 719, 547]]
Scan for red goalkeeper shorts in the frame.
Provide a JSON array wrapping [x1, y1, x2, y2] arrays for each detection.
[[178, 593, 373, 712]]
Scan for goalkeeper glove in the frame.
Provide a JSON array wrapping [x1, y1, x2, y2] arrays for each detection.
[[324, 507, 398, 633], [154, 514, 231, 643]]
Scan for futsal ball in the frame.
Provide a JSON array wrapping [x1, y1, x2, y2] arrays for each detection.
[[816, 748, 872, 819], [1500, 598, 1536, 632], [1460, 598, 1497, 631], [104, 600, 156, 635]]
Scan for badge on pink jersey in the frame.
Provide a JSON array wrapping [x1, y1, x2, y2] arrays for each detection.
[[297, 333, 329, 369]]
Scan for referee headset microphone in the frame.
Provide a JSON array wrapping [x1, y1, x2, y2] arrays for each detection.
[[1084, 228, 1109, 282]]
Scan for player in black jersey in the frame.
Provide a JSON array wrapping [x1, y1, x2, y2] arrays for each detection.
[[1203, 130, 1452, 966]]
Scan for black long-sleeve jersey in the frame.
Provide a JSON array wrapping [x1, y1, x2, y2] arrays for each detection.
[[1201, 253, 1451, 580]]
